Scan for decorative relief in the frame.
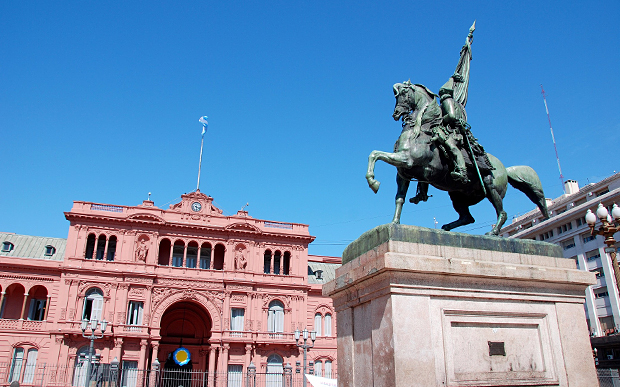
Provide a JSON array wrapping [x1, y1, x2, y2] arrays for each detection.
[[117, 312, 125, 324], [135, 235, 149, 262], [152, 288, 174, 305], [154, 278, 221, 289], [108, 311, 114, 321], [128, 287, 146, 298], [60, 308, 67, 320], [68, 309, 75, 320], [124, 277, 152, 284], [231, 295, 246, 303], [227, 284, 253, 291], [234, 244, 248, 271]]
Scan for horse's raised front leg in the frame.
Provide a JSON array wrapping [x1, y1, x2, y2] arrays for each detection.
[[392, 173, 410, 223], [366, 150, 412, 193]]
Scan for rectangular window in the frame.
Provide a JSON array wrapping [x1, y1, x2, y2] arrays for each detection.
[[22, 349, 38, 384], [314, 361, 322, 377], [127, 301, 143, 331], [561, 239, 576, 250], [230, 308, 244, 337], [228, 365, 243, 387], [587, 250, 601, 262], [324, 314, 332, 337], [9, 347, 24, 383], [325, 360, 332, 378], [595, 291, 609, 299], [28, 299, 47, 321], [121, 361, 138, 387], [314, 313, 322, 337], [583, 233, 596, 244]]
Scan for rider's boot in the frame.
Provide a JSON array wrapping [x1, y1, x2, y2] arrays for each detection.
[[451, 168, 469, 184], [410, 182, 430, 204]]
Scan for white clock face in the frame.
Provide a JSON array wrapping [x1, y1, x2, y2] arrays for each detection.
[[191, 202, 202, 212]]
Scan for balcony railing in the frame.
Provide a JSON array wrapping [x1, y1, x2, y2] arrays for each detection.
[[0, 319, 45, 331]]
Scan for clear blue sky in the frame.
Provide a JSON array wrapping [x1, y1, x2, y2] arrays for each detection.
[[1, 1, 618, 257]]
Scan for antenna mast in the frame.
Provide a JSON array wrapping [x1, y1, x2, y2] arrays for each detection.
[[540, 85, 565, 193]]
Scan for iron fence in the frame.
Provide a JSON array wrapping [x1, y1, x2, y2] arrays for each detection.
[[0, 362, 334, 387], [599, 368, 620, 387]]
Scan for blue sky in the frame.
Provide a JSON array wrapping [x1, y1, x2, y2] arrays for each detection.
[[1, 1, 618, 257]]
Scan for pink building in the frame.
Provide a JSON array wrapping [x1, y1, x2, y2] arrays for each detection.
[[0, 190, 339, 386]]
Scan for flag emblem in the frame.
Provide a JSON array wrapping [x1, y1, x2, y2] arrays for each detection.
[[199, 116, 208, 135]]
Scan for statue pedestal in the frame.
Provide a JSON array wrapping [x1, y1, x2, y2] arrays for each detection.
[[324, 224, 597, 387]]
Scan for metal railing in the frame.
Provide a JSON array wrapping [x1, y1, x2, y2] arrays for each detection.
[[0, 362, 333, 387], [599, 368, 620, 387]]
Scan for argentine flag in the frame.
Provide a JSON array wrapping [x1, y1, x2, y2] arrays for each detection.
[[199, 116, 208, 135]]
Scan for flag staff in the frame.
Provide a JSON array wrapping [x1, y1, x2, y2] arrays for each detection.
[[197, 116, 209, 191]]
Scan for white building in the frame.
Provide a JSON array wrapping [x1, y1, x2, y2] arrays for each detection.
[[500, 172, 620, 337]]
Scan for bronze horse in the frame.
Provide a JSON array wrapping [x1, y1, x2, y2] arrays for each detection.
[[365, 81, 549, 235]]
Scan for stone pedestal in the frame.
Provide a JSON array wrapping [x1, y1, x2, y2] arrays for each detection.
[[324, 224, 598, 387]]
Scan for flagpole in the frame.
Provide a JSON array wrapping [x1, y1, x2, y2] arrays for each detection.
[[197, 116, 209, 192]]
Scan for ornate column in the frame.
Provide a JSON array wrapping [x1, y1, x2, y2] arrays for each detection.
[[44, 295, 52, 320], [222, 344, 230, 377], [0, 291, 5, 318], [20, 292, 29, 319], [113, 337, 123, 363], [208, 345, 218, 387], [138, 339, 148, 386], [183, 242, 188, 267], [245, 344, 252, 369], [151, 342, 159, 364]]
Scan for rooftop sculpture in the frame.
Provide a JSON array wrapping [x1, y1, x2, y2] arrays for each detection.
[[365, 22, 549, 235]]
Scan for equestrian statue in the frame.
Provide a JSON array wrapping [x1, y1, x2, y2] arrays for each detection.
[[365, 21, 549, 235]]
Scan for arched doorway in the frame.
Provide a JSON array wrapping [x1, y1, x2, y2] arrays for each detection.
[[159, 301, 212, 385]]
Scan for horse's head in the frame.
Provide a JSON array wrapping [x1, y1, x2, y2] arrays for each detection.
[[392, 80, 415, 121]]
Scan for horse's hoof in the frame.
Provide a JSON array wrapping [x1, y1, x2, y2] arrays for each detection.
[[485, 230, 499, 236], [441, 225, 450, 231], [368, 180, 380, 194]]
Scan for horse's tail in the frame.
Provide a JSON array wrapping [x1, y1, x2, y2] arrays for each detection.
[[506, 166, 550, 219]]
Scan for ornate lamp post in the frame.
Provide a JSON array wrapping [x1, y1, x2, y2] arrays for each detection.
[[80, 318, 108, 387], [295, 328, 316, 387], [586, 203, 620, 293]]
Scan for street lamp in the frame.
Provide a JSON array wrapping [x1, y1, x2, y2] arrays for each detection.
[[81, 318, 108, 387], [295, 328, 316, 387], [586, 203, 620, 294]]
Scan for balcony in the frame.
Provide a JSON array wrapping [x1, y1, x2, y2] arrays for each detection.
[[220, 330, 296, 345], [0, 319, 45, 331]]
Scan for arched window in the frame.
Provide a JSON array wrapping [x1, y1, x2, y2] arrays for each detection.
[[85, 234, 96, 259], [82, 288, 103, 322], [324, 313, 332, 337], [158, 239, 171, 266], [314, 313, 322, 336], [186, 242, 198, 269], [273, 251, 281, 275], [27, 286, 48, 321], [213, 244, 225, 270], [8, 347, 38, 384], [95, 235, 107, 260], [283, 252, 291, 275], [172, 241, 185, 267], [325, 360, 332, 378], [314, 360, 322, 377], [267, 300, 284, 337], [266, 354, 283, 387], [264, 250, 272, 274], [200, 242, 211, 269], [106, 236, 117, 261]]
